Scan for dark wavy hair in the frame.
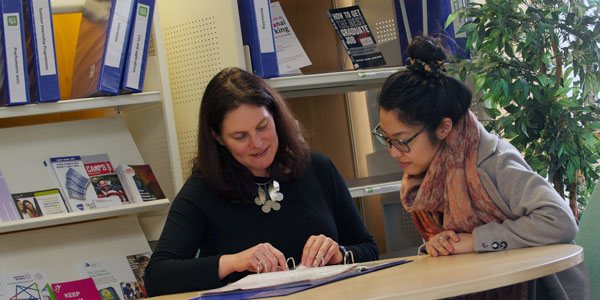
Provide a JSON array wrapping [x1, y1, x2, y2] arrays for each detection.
[[191, 67, 310, 203], [379, 36, 472, 142]]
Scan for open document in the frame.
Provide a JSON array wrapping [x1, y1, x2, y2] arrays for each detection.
[[192, 259, 411, 299]]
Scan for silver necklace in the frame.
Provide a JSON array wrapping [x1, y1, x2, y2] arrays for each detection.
[[254, 180, 284, 213]]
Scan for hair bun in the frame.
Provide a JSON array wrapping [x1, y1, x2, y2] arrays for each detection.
[[406, 57, 446, 78], [405, 36, 448, 78]]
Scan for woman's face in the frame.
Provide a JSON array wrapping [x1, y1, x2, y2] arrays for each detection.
[[217, 104, 279, 177], [379, 109, 442, 176]]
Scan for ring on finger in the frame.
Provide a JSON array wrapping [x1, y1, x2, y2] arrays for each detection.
[[257, 260, 264, 274], [438, 235, 447, 243], [315, 253, 325, 266]]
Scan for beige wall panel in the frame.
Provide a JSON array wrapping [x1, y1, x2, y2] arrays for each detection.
[[157, 0, 245, 178]]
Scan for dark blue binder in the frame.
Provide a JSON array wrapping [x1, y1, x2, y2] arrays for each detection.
[[22, 0, 60, 102], [121, 0, 155, 93], [71, 0, 135, 98], [193, 259, 411, 299], [237, 0, 279, 78], [393, 0, 467, 61], [0, 0, 30, 106]]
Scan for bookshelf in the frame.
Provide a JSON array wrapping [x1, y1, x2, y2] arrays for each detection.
[[0, 199, 169, 234], [346, 172, 402, 198], [267, 67, 404, 98], [0, 0, 182, 284], [0, 91, 160, 118]]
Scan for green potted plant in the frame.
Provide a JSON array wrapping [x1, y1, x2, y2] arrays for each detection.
[[445, 0, 600, 218]]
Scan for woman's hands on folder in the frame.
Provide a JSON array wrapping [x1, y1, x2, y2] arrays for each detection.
[[301, 234, 343, 267], [218, 234, 344, 279], [218, 243, 288, 279]]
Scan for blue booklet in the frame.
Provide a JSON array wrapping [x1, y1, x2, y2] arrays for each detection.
[[237, 0, 279, 78], [71, 0, 135, 98], [0, 0, 30, 106], [193, 259, 411, 299], [23, 0, 60, 102], [121, 0, 155, 93]]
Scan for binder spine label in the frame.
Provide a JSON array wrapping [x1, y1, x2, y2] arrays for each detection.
[[3, 12, 27, 103], [125, 3, 150, 89], [106, 0, 134, 68], [253, 0, 274, 53], [32, 0, 56, 76]]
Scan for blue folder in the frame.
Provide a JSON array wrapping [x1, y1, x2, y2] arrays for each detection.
[[121, 0, 155, 93], [237, 0, 279, 78], [0, 0, 30, 106], [193, 259, 411, 299], [393, 0, 468, 61], [22, 0, 60, 102]]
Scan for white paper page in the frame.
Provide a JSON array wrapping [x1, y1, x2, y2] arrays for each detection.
[[270, 2, 312, 74], [203, 264, 356, 294]]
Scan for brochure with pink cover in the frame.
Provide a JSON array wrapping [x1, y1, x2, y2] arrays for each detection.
[[51, 277, 101, 300]]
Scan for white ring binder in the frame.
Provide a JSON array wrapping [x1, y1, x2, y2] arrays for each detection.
[[343, 250, 355, 265]]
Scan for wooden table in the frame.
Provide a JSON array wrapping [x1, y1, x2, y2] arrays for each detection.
[[149, 244, 583, 300]]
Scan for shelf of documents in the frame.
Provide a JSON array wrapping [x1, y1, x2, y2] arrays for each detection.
[[0, 92, 161, 119], [0, 198, 169, 234], [267, 67, 404, 98], [345, 172, 403, 198]]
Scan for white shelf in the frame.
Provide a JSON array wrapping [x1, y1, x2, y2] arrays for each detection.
[[267, 67, 404, 98], [0, 199, 169, 234], [346, 172, 403, 198], [0, 91, 161, 119]]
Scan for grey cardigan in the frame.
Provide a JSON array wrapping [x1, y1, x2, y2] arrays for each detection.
[[472, 122, 590, 299]]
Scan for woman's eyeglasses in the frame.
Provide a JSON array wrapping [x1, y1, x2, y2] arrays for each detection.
[[371, 123, 429, 153]]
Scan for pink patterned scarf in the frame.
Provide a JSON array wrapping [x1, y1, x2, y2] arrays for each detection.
[[400, 111, 507, 241]]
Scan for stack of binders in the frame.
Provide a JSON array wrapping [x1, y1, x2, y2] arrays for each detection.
[[1, 0, 157, 105], [70, 0, 136, 98], [71, 0, 156, 99], [0, 0, 61, 106]]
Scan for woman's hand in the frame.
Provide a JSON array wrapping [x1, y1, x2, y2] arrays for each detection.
[[219, 243, 287, 279], [426, 230, 460, 257], [426, 231, 475, 256], [301, 234, 343, 267], [447, 233, 474, 254]]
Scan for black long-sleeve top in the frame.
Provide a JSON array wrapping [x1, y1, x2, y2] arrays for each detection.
[[144, 151, 378, 296]]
